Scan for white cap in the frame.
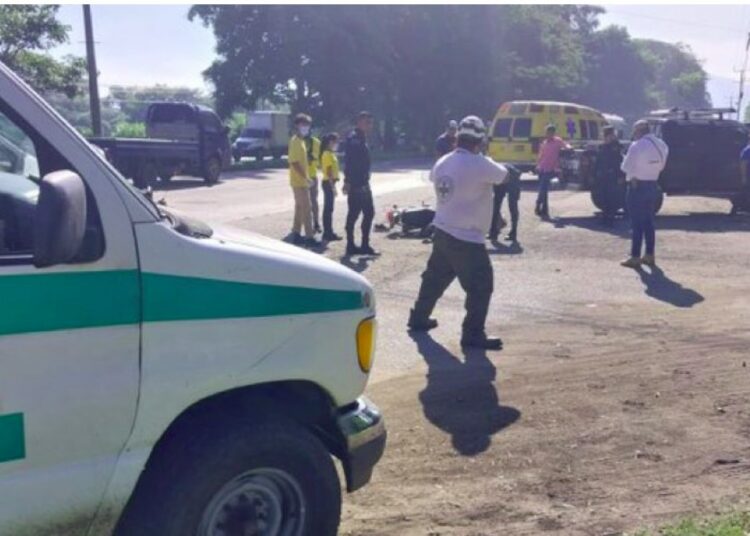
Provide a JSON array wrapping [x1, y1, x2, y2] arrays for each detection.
[[457, 115, 486, 140]]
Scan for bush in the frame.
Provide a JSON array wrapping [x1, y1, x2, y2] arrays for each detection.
[[113, 122, 146, 138]]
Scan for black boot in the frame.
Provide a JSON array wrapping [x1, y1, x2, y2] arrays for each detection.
[[461, 333, 503, 350], [407, 309, 438, 331]]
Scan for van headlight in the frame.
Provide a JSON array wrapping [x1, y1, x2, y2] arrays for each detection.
[[356, 317, 376, 373]]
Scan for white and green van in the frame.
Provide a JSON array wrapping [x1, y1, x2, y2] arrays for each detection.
[[0, 61, 385, 536]]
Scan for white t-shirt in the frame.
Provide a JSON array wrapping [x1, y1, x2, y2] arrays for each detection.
[[621, 134, 669, 181], [431, 148, 509, 244]]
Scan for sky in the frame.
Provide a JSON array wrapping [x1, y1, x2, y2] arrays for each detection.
[[54, 4, 750, 108]]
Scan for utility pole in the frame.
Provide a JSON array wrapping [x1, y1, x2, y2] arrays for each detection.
[[83, 5, 102, 136], [736, 32, 750, 122]]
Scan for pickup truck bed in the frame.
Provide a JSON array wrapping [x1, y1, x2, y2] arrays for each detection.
[[89, 137, 209, 188]]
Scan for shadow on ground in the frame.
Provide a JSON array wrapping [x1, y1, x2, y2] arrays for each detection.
[[553, 212, 750, 236], [635, 265, 704, 308], [410, 332, 520, 456], [339, 254, 379, 273]]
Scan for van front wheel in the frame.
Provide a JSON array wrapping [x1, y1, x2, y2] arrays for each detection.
[[116, 419, 342, 536]]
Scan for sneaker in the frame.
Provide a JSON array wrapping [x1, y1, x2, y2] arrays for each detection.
[[407, 310, 438, 331], [620, 256, 641, 268], [640, 254, 656, 267], [322, 233, 342, 241], [359, 245, 380, 256], [291, 233, 304, 245], [461, 334, 503, 350], [303, 237, 321, 248]]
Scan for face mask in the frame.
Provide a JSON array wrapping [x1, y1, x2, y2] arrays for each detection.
[[299, 126, 310, 137]]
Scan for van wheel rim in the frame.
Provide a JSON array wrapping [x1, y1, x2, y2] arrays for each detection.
[[198, 468, 305, 536]]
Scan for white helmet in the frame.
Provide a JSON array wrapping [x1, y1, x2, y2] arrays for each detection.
[[457, 115, 486, 140]]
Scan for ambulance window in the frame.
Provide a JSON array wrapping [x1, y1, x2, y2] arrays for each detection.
[[0, 100, 104, 265], [564, 106, 579, 114], [529, 104, 545, 113], [493, 119, 512, 138], [588, 121, 599, 140], [512, 118, 532, 139], [508, 103, 527, 115], [579, 120, 589, 139]]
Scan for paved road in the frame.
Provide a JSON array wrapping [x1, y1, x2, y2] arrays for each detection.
[[162, 161, 750, 534]]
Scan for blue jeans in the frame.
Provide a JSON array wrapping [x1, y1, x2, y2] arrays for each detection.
[[626, 181, 658, 257], [536, 171, 556, 214]]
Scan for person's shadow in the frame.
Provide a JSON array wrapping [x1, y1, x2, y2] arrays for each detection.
[[636, 265, 704, 308], [410, 332, 520, 456]]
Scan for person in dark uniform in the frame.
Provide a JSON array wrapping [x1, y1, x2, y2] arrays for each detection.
[[344, 111, 378, 256], [593, 125, 625, 226], [435, 120, 458, 157], [488, 164, 521, 243]]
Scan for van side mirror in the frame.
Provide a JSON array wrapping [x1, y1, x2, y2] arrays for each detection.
[[33, 170, 87, 268]]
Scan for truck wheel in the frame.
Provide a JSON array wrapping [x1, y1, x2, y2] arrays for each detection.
[[116, 418, 341, 536], [254, 150, 265, 162], [203, 157, 222, 185]]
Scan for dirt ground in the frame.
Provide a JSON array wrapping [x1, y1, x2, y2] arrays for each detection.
[[168, 164, 750, 535]]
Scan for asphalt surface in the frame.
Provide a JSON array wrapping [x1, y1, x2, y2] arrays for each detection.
[[161, 160, 750, 534]]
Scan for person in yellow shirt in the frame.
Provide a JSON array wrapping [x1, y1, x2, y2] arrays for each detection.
[[304, 134, 322, 234], [288, 114, 319, 247], [320, 133, 342, 241]]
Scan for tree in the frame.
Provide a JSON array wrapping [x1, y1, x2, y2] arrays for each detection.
[[635, 39, 710, 109], [0, 5, 85, 97], [578, 26, 655, 121]]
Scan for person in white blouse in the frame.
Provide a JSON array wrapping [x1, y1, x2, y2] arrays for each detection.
[[619, 120, 669, 268]]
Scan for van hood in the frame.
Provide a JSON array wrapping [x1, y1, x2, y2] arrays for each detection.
[[211, 224, 372, 295]]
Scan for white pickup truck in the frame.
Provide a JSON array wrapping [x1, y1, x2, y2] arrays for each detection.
[[0, 61, 385, 536]]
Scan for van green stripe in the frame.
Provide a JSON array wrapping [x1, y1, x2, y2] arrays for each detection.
[[0, 413, 25, 463], [0, 270, 362, 337], [142, 273, 362, 322], [0, 270, 140, 336]]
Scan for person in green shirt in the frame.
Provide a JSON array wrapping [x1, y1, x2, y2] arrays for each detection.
[[304, 133, 322, 234], [288, 114, 319, 247], [320, 133, 342, 241]]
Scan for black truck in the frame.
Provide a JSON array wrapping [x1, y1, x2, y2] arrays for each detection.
[[89, 102, 231, 188]]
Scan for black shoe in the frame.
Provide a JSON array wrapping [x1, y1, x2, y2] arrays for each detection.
[[359, 245, 380, 256], [505, 232, 517, 242], [487, 233, 499, 242], [292, 233, 304, 245], [303, 237, 321, 248], [407, 310, 438, 331], [322, 233, 342, 241], [461, 335, 503, 350], [314, 225, 322, 234], [345, 243, 361, 256]]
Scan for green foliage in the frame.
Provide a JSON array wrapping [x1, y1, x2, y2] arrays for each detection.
[[227, 111, 246, 140], [632, 511, 750, 536], [0, 5, 85, 97], [106, 85, 213, 123], [44, 89, 126, 136], [192, 6, 705, 147], [112, 121, 146, 138]]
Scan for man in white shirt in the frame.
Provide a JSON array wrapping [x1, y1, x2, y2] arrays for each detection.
[[408, 116, 509, 350], [620, 120, 669, 268]]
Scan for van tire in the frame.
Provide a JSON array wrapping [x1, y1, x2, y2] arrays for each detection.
[[115, 418, 341, 536], [203, 156, 222, 185]]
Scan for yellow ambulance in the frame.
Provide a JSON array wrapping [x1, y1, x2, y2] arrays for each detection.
[[487, 100, 609, 171]]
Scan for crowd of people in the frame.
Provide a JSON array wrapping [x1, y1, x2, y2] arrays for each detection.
[[287, 111, 377, 256], [285, 111, 750, 348]]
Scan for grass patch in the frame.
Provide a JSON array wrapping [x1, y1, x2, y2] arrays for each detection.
[[633, 512, 750, 536]]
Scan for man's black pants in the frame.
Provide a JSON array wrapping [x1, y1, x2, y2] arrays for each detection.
[[412, 228, 494, 339], [322, 180, 335, 236], [345, 186, 374, 247], [489, 183, 520, 239]]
